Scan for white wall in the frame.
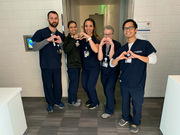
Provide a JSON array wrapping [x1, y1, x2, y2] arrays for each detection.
[[133, 0, 180, 97], [0, 0, 68, 97]]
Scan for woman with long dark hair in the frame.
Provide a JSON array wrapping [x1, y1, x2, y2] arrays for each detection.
[[80, 18, 101, 109]]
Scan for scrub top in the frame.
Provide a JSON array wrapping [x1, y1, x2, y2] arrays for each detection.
[[101, 40, 121, 76], [81, 36, 100, 72], [112, 39, 156, 89], [32, 27, 65, 69]]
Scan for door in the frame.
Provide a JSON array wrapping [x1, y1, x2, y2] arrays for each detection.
[[89, 14, 104, 39]]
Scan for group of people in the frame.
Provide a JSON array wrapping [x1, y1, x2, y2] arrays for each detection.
[[32, 11, 157, 133]]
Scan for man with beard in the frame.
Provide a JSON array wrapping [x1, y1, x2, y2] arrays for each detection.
[[32, 11, 65, 113]]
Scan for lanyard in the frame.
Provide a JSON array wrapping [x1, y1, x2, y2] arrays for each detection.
[[105, 45, 111, 57]]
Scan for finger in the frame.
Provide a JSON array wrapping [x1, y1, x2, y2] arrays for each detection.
[[102, 37, 107, 41], [127, 50, 132, 54], [52, 35, 57, 38], [102, 42, 106, 45], [128, 56, 134, 59], [79, 37, 85, 40], [81, 32, 86, 36], [57, 36, 61, 39], [107, 38, 112, 42], [100, 40, 104, 44], [122, 51, 127, 55]]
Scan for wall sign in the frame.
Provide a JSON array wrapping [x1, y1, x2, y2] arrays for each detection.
[[137, 21, 151, 31]]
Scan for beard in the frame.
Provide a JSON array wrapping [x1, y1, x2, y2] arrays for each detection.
[[49, 21, 59, 28]]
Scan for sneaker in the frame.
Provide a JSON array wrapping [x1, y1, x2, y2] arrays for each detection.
[[88, 104, 98, 110], [57, 102, 65, 109], [118, 118, 128, 126], [130, 124, 139, 133], [72, 102, 81, 107], [77, 99, 81, 103], [47, 105, 53, 113], [101, 113, 112, 119], [85, 100, 91, 107], [68, 99, 81, 106]]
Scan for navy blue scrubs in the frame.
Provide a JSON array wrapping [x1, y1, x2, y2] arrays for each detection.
[[81, 36, 100, 106], [113, 39, 156, 126], [101, 40, 121, 114], [32, 27, 65, 106], [67, 68, 80, 104]]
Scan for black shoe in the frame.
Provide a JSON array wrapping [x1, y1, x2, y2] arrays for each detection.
[[88, 104, 98, 110], [85, 100, 91, 107]]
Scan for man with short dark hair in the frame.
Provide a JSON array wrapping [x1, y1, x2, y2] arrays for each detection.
[[110, 19, 157, 133], [32, 11, 65, 113]]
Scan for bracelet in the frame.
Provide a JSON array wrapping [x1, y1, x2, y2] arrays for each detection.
[[88, 37, 92, 41]]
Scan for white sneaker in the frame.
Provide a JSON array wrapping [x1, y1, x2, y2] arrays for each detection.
[[68, 99, 81, 106], [101, 113, 112, 119], [72, 102, 81, 107], [77, 99, 81, 103]]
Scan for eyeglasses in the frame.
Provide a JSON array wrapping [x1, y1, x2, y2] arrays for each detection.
[[103, 33, 113, 36], [124, 26, 134, 31]]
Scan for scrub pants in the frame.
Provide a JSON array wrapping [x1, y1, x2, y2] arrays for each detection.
[[82, 68, 100, 106], [41, 69, 62, 106], [120, 85, 144, 126], [67, 68, 80, 104], [101, 73, 118, 114]]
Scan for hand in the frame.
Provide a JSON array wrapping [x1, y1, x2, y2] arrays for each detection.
[[99, 37, 106, 47], [75, 32, 85, 40], [79, 32, 90, 40], [74, 34, 79, 40], [54, 35, 62, 43], [105, 37, 113, 45], [117, 51, 128, 60], [127, 50, 138, 59], [47, 35, 57, 42], [77, 33, 84, 39]]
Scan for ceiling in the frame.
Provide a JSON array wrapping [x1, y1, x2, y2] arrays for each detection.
[[74, 0, 118, 5]]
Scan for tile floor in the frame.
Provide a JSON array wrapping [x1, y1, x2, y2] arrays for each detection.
[[23, 79, 164, 135]]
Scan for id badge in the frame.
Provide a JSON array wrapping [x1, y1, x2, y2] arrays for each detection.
[[57, 48, 62, 54], [125, 58, 132, 63], [102, 61, 108, 68], [84, 51, 89, 57]]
